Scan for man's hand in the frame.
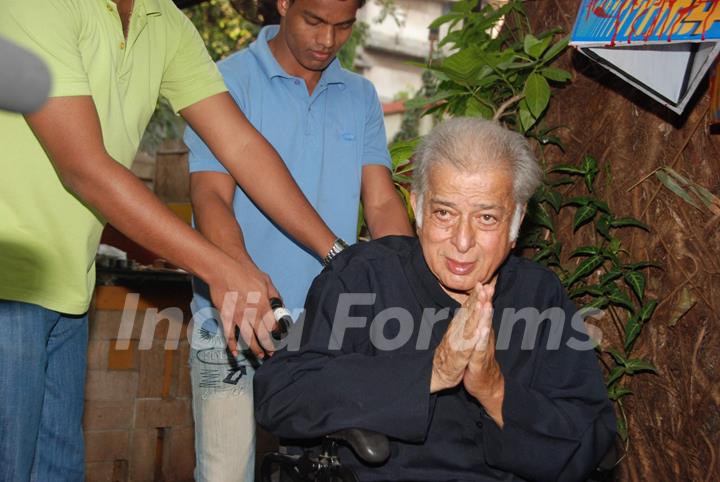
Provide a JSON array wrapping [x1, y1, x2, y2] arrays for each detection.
[[206, 257, 281, 358], [430, 283, 494, 393], [462, 291, 505, 427]]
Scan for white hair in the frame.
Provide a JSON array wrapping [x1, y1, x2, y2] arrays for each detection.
[[412, 117, 542, 242]]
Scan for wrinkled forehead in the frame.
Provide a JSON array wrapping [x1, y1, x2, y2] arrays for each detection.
[[424, 161, 514, 197]]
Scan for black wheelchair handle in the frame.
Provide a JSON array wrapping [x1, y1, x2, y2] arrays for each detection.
[[326, 428, 390, 465]]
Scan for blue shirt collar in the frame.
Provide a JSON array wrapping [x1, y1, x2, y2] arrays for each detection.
[[250, 25, 346, 86]]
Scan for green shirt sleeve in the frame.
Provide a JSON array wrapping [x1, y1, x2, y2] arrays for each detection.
[[0, 0, 90, 97], [159, 9, 227, 113]]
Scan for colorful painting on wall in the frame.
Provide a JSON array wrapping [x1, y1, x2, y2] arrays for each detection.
[[571, 1, 720, 114]]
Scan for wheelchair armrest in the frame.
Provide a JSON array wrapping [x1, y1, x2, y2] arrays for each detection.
[[325, 428, 390, 465], [587, 442, 619, 482]]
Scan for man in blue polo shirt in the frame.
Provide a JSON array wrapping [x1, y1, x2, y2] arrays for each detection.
[[183, 0, 414, 480]]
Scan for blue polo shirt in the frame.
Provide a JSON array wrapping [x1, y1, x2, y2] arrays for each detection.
[[184, 25, 391, 315]]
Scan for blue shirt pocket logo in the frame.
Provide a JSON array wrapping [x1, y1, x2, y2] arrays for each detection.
[[341, 132, 356, 141]]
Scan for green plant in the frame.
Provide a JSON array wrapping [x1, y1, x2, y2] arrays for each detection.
[[187, 0, 259, 62], [337, 20, 369, 71], [521, 154, 661, 450], [407, 0, 570, 132]]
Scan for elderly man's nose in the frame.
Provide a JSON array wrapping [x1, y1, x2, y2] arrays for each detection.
[[451, 219, 475, 253]]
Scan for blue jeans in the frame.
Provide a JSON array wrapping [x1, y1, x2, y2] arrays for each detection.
[[0, 301, 88, 482], [189, 301, 255, 482]]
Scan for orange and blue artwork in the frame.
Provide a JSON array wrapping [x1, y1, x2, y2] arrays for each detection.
[[572, 0, 720, 45]]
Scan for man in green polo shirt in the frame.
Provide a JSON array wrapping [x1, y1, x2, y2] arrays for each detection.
[[0, 0, 343, 479]]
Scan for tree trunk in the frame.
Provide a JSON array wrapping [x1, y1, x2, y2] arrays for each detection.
[[526, 2, 720, 480]]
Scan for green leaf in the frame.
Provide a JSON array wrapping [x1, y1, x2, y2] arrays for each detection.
[[545, 190, 562, 213], [596, 214, 611, 240], [570, 246, 601, 258], [689, 184, 717, 208], [625, 359, 657, 374], [526, 203, 554, 231], [582, 155, 599, 192], [607, 283, 635, 311], [600, 268, 623, 286], [523, 34, 541, 57], [539, 134, 565, 149], [563, 195, 593, 206], [593, 200, 610, 214], [389, 139, 419, 166], [549, 177, 575, 187], [533, 242, 561, 263], [528, 35, 553, 59], [440, 47, 488, 85], [608, 385, 633, 401], [542, 35, 569, 62], [655, 169, 700, 209], [610, 217, 649, 230], [607, 366, 625, 387], [625, 261, 662, 270], [638, 299, 658, 322], [624, 271, 645, 301], [569, 285, 605, 298], [541, 67, 572, 82], [404, 90, 458, 109], [524, 73, 551, 118], [428, 11, 464, 30], [668, 287, 697, 327], [465, 96, 494, 119], [624, 315, 642, 352], [607, 349, 627, 366], [566, 255, 604, 286], [518, 104, 536, 132], [573, 204, 598, 231], [581, 296, 609, 310]]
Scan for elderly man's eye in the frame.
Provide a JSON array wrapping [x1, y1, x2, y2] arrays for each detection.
[[434, 209, 449, 218], [479, 214, 497, 225]]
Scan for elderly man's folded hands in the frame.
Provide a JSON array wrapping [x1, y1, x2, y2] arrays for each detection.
[[430, 282, 505, 427]]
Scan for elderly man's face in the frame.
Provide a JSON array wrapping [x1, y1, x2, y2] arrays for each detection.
[[412, 163, 518, 303]]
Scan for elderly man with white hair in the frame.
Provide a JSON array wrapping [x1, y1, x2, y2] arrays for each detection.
[[255, 117, 616, 481]]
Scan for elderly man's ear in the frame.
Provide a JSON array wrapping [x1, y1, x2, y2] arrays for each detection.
[[510, 204, 528, 250], [410, 192, 421, 230]]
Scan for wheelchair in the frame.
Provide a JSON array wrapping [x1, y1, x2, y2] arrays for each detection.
[[258, 304, 617, 481], [259, 427, 618, 482], [259, 428, 390, 482]]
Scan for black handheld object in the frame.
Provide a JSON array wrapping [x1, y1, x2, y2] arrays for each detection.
[[0, 35, 51, 114], [269, 297, 293, 340]]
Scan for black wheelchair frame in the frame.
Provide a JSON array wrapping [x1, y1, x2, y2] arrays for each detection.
[[259, 428, 618, 482], [259, 429, 390, 482]]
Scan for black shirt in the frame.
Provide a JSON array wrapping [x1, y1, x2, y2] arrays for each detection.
[[255, 236, 616, 481]]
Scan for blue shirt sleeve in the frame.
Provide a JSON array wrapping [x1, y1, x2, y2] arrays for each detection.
[[361, 81, 392, 169], [185, 58, 248, 174]]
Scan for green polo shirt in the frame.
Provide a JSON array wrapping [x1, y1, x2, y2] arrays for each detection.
[[0, 0, 227, 314]]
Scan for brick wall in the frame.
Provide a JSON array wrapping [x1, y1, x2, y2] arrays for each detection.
[[84, 284, 195, 482]]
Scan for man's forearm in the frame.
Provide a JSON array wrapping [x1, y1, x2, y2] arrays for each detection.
[[191, 188, 253, 265], [365, 196, 414, 239], [361, 164, 414, 239], [69, 159, 229, 282], [181, 94, 337, 258]]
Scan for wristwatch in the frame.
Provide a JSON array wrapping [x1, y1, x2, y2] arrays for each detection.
[[322, 238, 349, 266]]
